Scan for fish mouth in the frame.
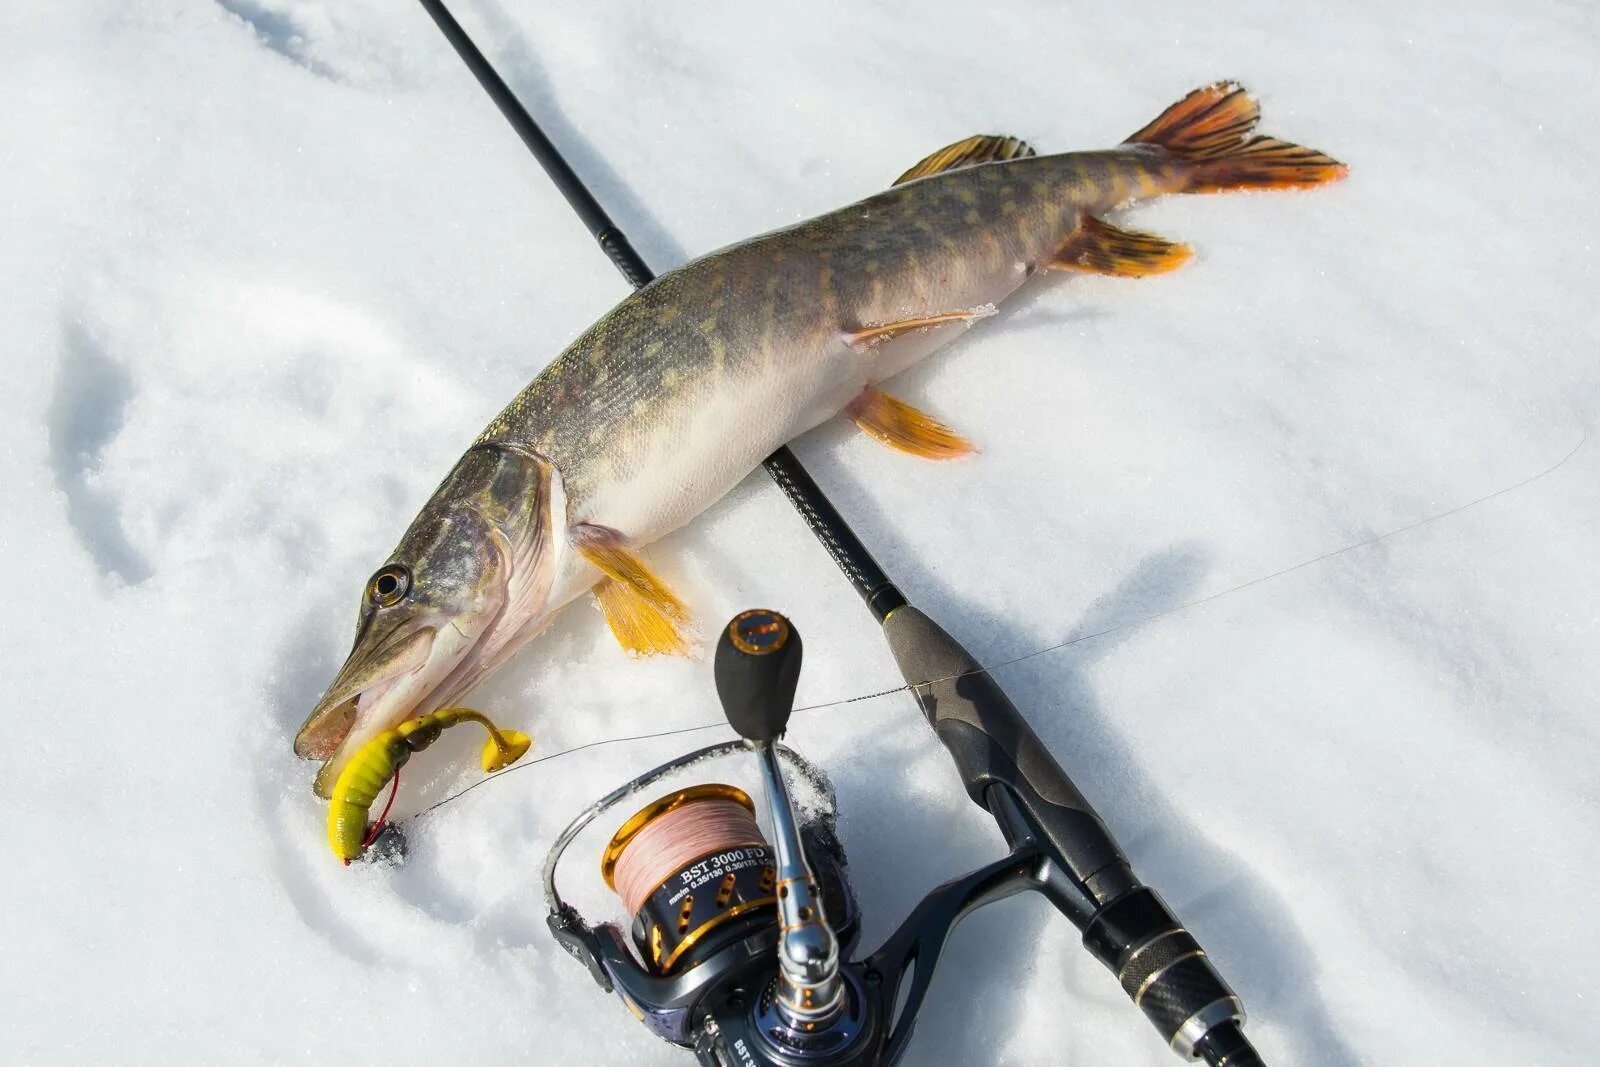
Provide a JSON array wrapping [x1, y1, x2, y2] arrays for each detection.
[[295, 450, 566, 798], [293, 623, 435, 761], [299, 615, 501, 799]]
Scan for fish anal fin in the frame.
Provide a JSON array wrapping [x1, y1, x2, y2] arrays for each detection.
[[848, 386, 974, 461], [574, 524, 694, 656], [894, 134, 1037, 186], [846, 306, 997, 350], [1048, 215, 1192, 277]]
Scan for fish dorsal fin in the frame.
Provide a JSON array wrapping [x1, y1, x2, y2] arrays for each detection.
[[893, 134, 1037, 186]]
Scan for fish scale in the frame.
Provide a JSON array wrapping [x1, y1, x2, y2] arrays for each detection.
[[485, 152, 1153, 531], [296, 82, 1346, 796]]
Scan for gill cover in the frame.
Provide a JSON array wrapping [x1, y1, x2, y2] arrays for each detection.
[[294, 441, 559, 797]]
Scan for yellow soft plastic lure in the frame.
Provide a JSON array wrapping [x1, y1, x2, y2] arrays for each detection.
[[327, 707, 532, 863]]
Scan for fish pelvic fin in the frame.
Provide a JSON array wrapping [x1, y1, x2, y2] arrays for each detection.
[[893, 134, 1036, 186], [575, 524, 695, 657], [848, 386, 974, 460], [846, 306, 998, 350], [1126, 82, 1347, 193], [1049, 214, 1193, 277]]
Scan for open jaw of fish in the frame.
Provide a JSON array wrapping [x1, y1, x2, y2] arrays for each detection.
[[294, 83, 1346, 795], [294, 443, 577, 797], [293, 616, 485, 798]]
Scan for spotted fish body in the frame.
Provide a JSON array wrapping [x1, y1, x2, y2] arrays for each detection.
[[488, 150, 1162, 561], [294, 83, 1345, 794]]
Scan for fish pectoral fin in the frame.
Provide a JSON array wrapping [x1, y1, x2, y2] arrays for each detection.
[[574, 524, 695, 657], [893, 134, 1037, 185], [1048, 214, 1193, 277], [848, 385, 974, 460], [592, 578, 694, 657], [846, 306, 997, 350]]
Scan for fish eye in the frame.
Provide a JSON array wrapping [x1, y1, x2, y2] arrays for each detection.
[[367, 564, 411, 607]]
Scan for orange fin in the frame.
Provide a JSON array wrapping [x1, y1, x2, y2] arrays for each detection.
[[592, 577, 693, 657], [848, 386, 974, 460], [574, 525, 694, 656], [893, 134, 1036, 186], [1126, 81, 1347, 192], [1049, 215, 1192, 277], [846, 306, 997, 350]]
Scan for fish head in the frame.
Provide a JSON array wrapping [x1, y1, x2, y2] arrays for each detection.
[[294, 442, 563, 797]]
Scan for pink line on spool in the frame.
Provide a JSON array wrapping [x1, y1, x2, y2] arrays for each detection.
[[613, 798, 766, 916]]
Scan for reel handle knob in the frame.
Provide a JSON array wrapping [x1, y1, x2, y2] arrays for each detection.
[[714, 609, 802, 742]]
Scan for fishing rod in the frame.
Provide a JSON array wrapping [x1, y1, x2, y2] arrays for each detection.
[[411, 2, 1266, 1063], [416, 0, 903, 622]]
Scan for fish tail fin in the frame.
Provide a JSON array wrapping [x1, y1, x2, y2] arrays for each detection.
[[1126, 82, 1347, 193]]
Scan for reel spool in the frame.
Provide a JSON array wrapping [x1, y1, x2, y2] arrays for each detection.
[[602, 784, 778, 975], [542, 739, 858, 1051]]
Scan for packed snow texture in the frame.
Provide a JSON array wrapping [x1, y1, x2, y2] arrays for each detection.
[[3, 2, 1596, 1064]]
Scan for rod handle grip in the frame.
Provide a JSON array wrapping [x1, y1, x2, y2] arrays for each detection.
[[881, 606, 1126, 889], [1083, 887, 1256, 1062]]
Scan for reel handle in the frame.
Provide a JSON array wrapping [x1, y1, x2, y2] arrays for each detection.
[[715, 611, 849, 1038], [715, 609, 803, 742]]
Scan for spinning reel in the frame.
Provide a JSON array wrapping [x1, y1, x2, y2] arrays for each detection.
[[543, 610, 1263, 1065]]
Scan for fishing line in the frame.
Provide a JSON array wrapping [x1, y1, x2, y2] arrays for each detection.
[[413, 720, 730, 818], [413, 425, 1587, 820], [611, 797, 766, 916]]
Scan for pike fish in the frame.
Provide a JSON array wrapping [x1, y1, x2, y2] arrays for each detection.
[[295, 83, 1345, 795]]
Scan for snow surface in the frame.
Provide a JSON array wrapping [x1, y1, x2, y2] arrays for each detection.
[[3, 2, 1597, 1064]]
